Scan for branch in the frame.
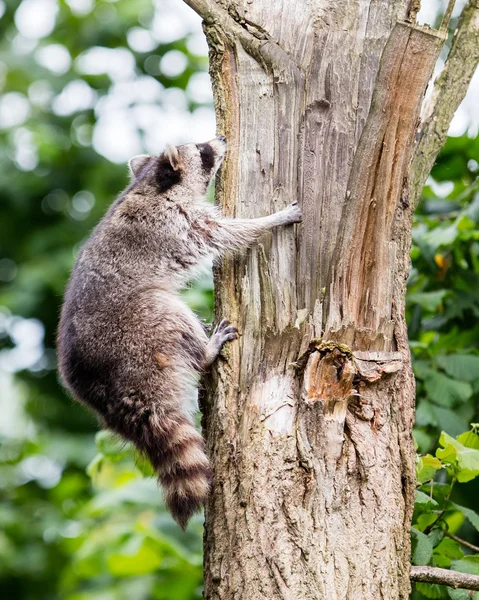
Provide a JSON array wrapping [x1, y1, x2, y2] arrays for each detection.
[[411, 566, 479, 591], [182, 0, 301, 79], [410, 0, 479, 206], [440, 0, 458, 32], [446, 532, 479, 554]]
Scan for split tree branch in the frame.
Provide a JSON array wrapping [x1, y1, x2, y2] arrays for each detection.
[[326, 21, 445, 340], [410, 0, 479, 206], [411, 566, 479, 591], [182, 0, 301, 78]]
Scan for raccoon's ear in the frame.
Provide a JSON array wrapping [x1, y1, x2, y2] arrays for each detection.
[[164, 144, 181, 171], [128, 155, 150, 178]]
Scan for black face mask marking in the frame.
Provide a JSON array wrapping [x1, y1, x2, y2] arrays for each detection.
[[156, 155, 182, 193], [197, 143, 215, 172]]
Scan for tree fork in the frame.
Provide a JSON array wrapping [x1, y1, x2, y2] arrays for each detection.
[[183, 0, 471, 597]]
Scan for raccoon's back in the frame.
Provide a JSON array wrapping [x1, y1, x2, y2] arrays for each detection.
[[57, 263, 124, 412], [57, 302, 115, 413], [57, 240, 169, 411]]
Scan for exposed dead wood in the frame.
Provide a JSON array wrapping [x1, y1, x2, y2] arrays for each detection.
[[325, 22, 446, 348]]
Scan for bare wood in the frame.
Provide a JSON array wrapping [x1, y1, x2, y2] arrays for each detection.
[[410, 0, 479, 205], [182, 0, 301, 75], [326, 22, 446, 345], [411, 566, 479, 591], [180, 0, 475, 598]]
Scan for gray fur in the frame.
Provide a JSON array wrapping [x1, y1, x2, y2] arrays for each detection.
[[57, 136, 301, 528]]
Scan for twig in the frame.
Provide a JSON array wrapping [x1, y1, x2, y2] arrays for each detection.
[[446, 532, 479, 554], [410, 0, 479, 206], [411, 566, 479, 591], [440, 0, 457, 32], [424, 476, 456, 535]]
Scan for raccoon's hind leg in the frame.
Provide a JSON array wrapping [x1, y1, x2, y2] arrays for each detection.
[[202, 319, 237, 368], [103, 295, 236, 528]]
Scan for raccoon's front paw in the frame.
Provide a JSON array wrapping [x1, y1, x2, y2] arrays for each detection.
[[281, 201, 302, 225], [211, 319, 237, 350]]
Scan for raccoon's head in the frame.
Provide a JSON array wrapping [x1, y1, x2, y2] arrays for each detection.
[[128, 136, 227, 198]]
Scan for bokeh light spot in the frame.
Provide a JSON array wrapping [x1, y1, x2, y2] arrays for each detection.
[[160, 50, 188, 78], [35, 44, 71, 75], [14, 0, 58, 39]]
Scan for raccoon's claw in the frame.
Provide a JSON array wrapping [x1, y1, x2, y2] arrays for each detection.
[[213, 319, 238, 344], [283, 201, 302, 224]]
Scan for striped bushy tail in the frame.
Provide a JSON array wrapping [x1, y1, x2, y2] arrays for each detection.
[[105, 397, 211, 529], [154, 413, 212, 529]]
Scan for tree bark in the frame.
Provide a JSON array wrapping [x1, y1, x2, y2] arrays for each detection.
[[181, 0, 467, 598], [411, 566, 479, 592]]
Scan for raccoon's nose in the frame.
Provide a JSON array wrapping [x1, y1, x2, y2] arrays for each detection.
[[218, 135, 227, 143]]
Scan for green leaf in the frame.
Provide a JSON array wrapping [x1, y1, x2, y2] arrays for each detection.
[[417, 455, 443, 484], [133, 452, 155, 478], [414, 428, 436, 453], [444, 510, 465, 535], [451, 556, 479, 576], [415, 582, 445, 599], [85, 480, 162, 515], [433, 408, 470, 440], [411, 528, 434, 565], [416, 401, 439, 428], [86, 453, 104, 479], [456, 214, 475, 232], [436, 441, 458, 464], [429, 483, 453, 504], [447, 589, 471, 600], [452, 503, 479, 532], [416, 489, 439, 509], [416, 512, 440, 531], [414, 360, 435, 380], [437, 432, 479, 482], [423, 223, 459, 249], [456, 429, 479, 449], [106, 539, 162, 577], [436, 354, 479, 382], [409, 290, 448, 312], [433, 537, 463, 568], [425, 373, 472, 407], [428, 527, 446, 549]]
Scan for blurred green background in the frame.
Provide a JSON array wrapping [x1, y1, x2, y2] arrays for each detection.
[[0, 0, 478, 599]]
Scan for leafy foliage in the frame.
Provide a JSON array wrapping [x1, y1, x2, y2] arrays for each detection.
[[409, 131, 479, 599], [408, 134, 479, 445], [412, 427, 479, 599]]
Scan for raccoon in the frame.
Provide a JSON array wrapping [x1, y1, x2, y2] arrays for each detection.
[[57, 136, 302, 528]]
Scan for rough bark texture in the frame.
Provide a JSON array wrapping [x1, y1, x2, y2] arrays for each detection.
[[181, 0, 456, 598]]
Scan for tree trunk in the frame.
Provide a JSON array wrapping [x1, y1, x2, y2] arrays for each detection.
[[183, 0, 458, 598]]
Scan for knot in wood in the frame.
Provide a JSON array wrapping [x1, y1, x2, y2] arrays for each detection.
[[303, 347, 355, 417]]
